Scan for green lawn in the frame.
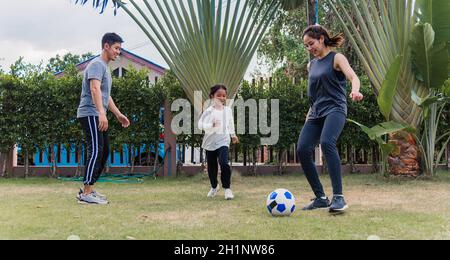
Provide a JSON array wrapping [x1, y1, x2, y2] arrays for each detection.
[[1, 171, 450, 240]]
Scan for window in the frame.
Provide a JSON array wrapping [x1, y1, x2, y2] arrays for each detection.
[[122, 68, 128, 78], [112, 68, 120, 78]]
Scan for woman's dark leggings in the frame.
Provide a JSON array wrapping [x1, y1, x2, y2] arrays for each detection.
[[297, 112, 346, 198], [206, 146, 232, 189]]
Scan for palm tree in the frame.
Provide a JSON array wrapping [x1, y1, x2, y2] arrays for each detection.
[[325, 0, 450, 176], [75, 0, 305, 103]]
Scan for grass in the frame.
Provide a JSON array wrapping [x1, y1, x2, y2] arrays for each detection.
[[1, 171, 450, 240]]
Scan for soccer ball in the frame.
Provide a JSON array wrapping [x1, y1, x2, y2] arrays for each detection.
[[266, 189, 296, 216]]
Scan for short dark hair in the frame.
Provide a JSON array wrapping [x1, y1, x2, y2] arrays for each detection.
[[102, 33, 124, 49], [209, 84, 228, 98]]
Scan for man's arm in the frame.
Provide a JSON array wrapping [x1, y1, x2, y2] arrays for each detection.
[[90, 79, 108, 131], [109, 97, 130, 128], [108, 97, 121, 117]]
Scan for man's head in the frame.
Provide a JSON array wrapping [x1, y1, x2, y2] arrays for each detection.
[[102, 33, 124, 62]]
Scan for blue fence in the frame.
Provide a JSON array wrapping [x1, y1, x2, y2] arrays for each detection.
[[17, 143, 181, 167]]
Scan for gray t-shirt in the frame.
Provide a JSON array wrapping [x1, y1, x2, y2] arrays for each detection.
[[77, 57, 112, 118]]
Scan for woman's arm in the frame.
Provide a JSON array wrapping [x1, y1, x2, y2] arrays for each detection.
[[334, 53, 364, 101]]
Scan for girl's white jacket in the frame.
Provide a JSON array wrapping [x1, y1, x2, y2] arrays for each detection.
[[198, 105, 236, 151]]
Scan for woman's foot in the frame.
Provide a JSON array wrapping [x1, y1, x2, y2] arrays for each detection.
[[302, 197, 331, 211], [329, 195, 348, 213]]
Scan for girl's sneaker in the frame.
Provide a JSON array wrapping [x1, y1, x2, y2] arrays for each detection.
[[224, 189, 234, 200], [207, 187, 220, 198]]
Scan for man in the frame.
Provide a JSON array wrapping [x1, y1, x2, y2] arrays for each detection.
[[77, 33, 130, 204]]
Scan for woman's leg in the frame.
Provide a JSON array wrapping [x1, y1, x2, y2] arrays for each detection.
[[297, 118, 325, 198], [320, 112, 346, 196]]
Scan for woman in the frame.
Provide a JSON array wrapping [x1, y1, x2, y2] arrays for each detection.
[[297, 25, 364, 213]]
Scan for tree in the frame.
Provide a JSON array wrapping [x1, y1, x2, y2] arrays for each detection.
[[46, 53, 94, 74], [236, 80, 265, 174], [266, 71, 308, 174], [53, 65, 84, 176], [0, 75, 20, 177], [111, 67, 165, 172]]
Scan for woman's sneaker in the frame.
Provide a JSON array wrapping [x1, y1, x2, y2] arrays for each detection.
[[302, 197, 331, 211], [207, 187, 220, 198], [329, 196, 348, 213], [224, 189, 234, 200]]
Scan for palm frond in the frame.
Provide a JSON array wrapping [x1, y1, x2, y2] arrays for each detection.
[[75, 0, 283, 103], [325, 0, 424, 127]]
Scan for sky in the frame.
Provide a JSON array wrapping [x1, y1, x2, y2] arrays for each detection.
[[0, 0, 264, 77]]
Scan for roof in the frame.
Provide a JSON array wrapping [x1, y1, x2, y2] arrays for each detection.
[[55, 48, 167, 77]]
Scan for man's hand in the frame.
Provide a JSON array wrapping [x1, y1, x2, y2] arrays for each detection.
[[98, 113, 109, 132], [232, 136, 239, 144], [117, 113, 130, 128]]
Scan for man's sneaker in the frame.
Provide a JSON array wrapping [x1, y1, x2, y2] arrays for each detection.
[[76, 189, 83, 201], [78, 193, 109, 205], [302, 197, 331, 211], [207, 187, 220, 198], [224, 189, 234, 200], [329, 196, 348, 213], [77, 189, 107, 201], [92, 190, 107, 200]]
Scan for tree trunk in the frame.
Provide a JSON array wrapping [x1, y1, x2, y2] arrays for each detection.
[[355, 149, 362, 164], [50, 146, 57, 178], [76, 144, 83, 177], [363, 149, 369, 164], [1, 153, 7, 178], [138, 147, 142, 166], [130, 144, 135, 173], [447, 142, 450, 170], [243, 148, 247, 166], [252, 148, 257, 175], [388, 131, 421, 177], [347, 144, 355, 173], [278, 149, 286, 175], [25, 149, 29, 178], [372, 144, 380, 173]]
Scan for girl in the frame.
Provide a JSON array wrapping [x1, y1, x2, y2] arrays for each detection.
[[298, 25, 364, 213], [198, 85, 239, 200]]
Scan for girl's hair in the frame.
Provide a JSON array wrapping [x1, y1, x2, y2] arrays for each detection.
[[209, 84, 228, 98], [302, 25, 345, 48]]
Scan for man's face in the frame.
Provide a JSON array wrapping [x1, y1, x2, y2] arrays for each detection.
[[104, 42, 122, 61]]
